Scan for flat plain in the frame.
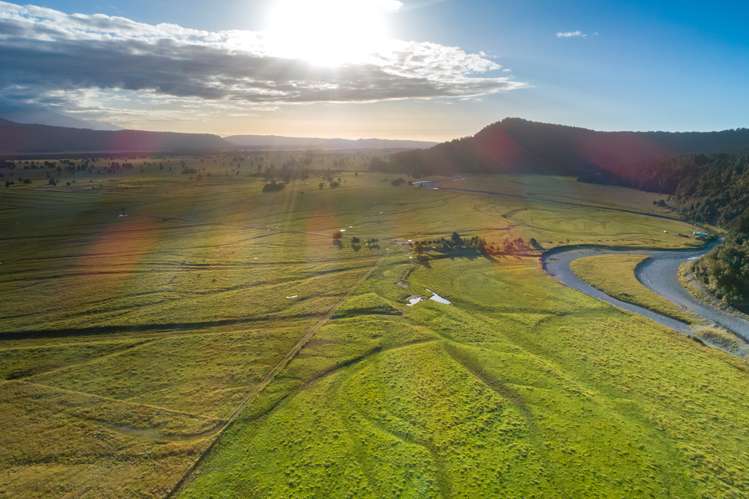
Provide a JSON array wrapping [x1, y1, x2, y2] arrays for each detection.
[[0, 158, 747, 497]]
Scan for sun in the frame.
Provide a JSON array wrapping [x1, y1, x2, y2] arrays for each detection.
[[265, 0, 401, 67]]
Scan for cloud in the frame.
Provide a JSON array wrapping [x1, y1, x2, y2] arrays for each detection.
[[0, 94, 116, 129], [556, 30, 590, 39], [401, 0, 451, 10], [0, 1, 524, 126], [356, 0, 403, 12]]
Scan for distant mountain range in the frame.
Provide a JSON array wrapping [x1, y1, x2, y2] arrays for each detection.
[[381, 118, 749, 192], [4, 117, 749, 186], [0, 119, 436, 156], [223, 134, 435, 151], [0, 119, 228, 155], [0, 101, 117, 131]]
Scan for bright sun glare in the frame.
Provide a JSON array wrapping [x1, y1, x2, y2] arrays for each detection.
[[265, 0, 402, 67]]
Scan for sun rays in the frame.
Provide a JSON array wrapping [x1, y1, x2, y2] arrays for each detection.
[[264, 0, 402, 66]]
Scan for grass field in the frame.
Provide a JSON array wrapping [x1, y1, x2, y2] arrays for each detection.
[[571, 254, 700, 324], [570, 254, 748, 355], [1, 161, 747, 497]]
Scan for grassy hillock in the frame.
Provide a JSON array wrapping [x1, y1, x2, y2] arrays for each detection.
[[332, 292, 401, 318]]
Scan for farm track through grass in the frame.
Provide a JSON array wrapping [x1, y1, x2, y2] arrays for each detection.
[[167, 255, 384, 496]]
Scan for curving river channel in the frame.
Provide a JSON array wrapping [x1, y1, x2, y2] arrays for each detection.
[[542, 241, 749, 344]]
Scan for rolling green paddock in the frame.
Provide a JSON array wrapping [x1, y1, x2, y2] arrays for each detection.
[[0, 167, 745, 498]]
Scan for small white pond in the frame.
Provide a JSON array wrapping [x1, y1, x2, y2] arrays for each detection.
[[427, 289, 452, 305], [406, 296, 423, 307], [406, 290, 452, 307]]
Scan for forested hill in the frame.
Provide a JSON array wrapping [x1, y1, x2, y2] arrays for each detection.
[[671, 154, 749, 311], [668, 154, 749, 228], [376, 118, 749, 189]]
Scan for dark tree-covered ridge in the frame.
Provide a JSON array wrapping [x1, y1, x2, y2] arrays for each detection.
[[374, 118, 749, 191]]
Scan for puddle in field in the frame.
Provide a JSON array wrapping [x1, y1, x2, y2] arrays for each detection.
[[427, 289, 452, 305], [405, 290, 452, 307], [406, 296, 423, 306]]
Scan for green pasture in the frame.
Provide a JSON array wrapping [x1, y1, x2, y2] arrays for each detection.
[[0, 164, 746, 497], [571, 254, 700, 324]]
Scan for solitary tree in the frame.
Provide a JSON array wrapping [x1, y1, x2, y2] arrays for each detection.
[[451, 232, 463, 247]]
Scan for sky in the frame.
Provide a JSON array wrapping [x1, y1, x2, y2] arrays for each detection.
[[1, 0, 748, 140]]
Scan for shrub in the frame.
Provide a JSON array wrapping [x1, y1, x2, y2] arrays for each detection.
[[262, 181, 286, 193]]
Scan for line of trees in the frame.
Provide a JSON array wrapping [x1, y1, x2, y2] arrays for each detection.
[[332, 231, 379, 251], [411, 232, 536, 262], [262, 180, 286, 192]]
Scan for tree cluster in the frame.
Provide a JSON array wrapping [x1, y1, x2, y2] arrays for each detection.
[[411, 233, 536, 263], [262, 180, 286, 193], [412, 233, 484, 255], [694, 235, 749, 311], [332, 231, 379, 252]]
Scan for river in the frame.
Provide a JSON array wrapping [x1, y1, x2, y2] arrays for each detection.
[[542, 241, 749, 344]]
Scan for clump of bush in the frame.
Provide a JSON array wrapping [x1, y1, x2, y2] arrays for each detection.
[[691, 208, 749, 311], [694, 326, 743, 354], [694, 237, 749, 311], [262, 180, 286, 193]]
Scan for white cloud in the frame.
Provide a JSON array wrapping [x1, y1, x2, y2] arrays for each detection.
[[556, 30, 589, 39], [0, 1, 525, 124]]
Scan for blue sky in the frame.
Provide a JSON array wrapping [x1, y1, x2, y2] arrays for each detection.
[[2, 0, 748, 139]]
